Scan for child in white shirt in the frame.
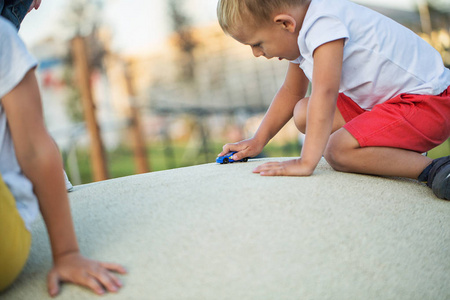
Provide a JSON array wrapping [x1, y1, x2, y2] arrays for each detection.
[[0, 10, 126, 297], [217, 0, 450, 200]]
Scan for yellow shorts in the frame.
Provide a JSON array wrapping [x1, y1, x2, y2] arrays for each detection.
[[0, 173, 31, 292]]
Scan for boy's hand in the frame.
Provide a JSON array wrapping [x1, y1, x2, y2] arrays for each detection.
[[253, 158, 315, 176], [218, 138, 264, 161], [47, 252, 127, 297]]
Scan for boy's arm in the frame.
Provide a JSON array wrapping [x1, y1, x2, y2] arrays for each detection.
[[253, 39, 344, 176], [220, 63, 309, 159], [254, 63, 310, 146], [2, 69, 126, 296]]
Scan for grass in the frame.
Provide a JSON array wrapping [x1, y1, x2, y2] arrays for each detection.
[[428, 139, 450, 159], [65, 138, 450, 184], [65, 140, 302, 184]]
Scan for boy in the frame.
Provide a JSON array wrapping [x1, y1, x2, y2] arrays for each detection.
[[0, 4, 126, 297], [217, 0, 450, 200]]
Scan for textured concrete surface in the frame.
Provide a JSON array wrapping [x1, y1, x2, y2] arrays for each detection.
[[2, 158, 450, 300]]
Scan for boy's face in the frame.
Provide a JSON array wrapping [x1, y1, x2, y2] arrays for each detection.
[[230, 21, 300, 61]]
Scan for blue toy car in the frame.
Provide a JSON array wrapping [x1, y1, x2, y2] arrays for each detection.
[[216, 151, 249, 164]]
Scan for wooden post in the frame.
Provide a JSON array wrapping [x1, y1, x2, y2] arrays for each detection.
[[418, 1, 432, 35], [124, 65, 151, 173], [72, 36, 109, 181]]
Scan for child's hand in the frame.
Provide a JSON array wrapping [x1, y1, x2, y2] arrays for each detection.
[[253, 158, 315, 176], [218, 138, 264, 161], [47, 251, 127, 297]]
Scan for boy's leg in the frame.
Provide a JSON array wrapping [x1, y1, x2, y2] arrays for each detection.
[[325, 129, 450, 200], [0, 173, 32, 292], [324, 90, 450, 199], [325, 128, 432, 178], [293, 96, 346, 134]]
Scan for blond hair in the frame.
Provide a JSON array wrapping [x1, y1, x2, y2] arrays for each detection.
[[217, 0, 304, 34]]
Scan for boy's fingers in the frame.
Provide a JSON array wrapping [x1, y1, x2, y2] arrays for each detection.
[[107, 273, 124, 289], [253, 162, 277, 173], [95, 263, 127, 292], [232, 149, 251, 160], [47, 270, 60, 297], [218, 150, 227, 156], [253, 163, 266, 173], [219, 144, 232, 156], [82, 276, 105, 295], [99, 261, 128, 274], [218, 144, 233, 156], [91, 271, 120, 293], [220, 142, 250, 157], [231, 152, 243, 160]]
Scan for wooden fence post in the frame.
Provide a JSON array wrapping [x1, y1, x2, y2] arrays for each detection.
[[124, 64, 151, 173], [72, 36, 109, 181]]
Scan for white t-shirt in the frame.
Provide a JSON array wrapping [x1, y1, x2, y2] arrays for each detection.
[[291, 0, 450, 110], [0, 16, 39, 231]]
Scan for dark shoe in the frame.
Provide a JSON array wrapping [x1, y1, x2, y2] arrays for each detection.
[[427, 156, 450, 200]]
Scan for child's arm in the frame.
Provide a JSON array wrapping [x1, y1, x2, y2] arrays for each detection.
[[253, 39, 344, 176], [219, 63, 309, 160], [2, 69, 127, 297]]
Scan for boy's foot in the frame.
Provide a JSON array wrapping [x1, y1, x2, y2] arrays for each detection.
[[64, 170, 74, 192], [427, 156, 450, 200]]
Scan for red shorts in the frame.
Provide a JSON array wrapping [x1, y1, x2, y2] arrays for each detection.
[[337, 86, 450, 153]]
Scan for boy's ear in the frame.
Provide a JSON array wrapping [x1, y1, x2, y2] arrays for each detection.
[[273, 14, 297, 33]]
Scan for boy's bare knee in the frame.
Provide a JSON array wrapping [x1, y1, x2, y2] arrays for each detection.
[[324, 147, 348, 172], [293, 98, 308, 133], [324, 134, 351, 172]]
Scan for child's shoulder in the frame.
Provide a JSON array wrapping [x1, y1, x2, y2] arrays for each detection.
[[0, 17, 37, 100], [0, 16, 18, 35], [306, 0, 379, 20]]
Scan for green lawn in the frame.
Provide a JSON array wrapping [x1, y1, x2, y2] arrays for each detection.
[[428, 138, 450, 159], [65, 140, 301, 184], [66, 138, 450, 184]]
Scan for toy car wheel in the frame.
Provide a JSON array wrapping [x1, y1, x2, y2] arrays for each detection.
[[223, 158, 229, 164], [243, 158, 248, 162]]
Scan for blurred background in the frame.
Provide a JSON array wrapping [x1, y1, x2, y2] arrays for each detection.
[[18, 0, 450, 184]]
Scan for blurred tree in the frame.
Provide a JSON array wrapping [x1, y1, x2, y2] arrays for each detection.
[[427, 0, 450, 29], [416, 0, 450, 67], [427, 0, 450, 13], [62, 60, 84, 123], [59, 0, 107, 123], [58, 0, 111, 181], [168, 0, 197, 81], [63, 0, 104, 37]]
